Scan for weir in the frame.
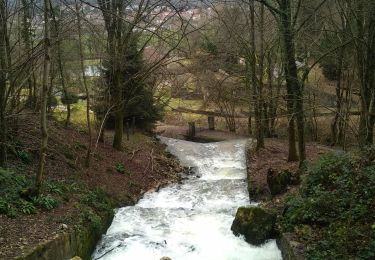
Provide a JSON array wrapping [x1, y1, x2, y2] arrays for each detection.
[[93, 137, 282, 259]]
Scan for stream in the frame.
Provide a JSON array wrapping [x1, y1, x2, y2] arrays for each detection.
[[92, 137, 282, 260]]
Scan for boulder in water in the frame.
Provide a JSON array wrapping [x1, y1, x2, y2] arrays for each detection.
[[160, 257, 172, 260], [231, 206, 276, 245]]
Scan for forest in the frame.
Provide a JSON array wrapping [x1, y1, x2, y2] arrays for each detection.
[[0, 0, 374, 259]]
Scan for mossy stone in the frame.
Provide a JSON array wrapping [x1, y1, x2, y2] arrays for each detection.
[[231, 206, 276, 245], [267, 168, 292, 196]]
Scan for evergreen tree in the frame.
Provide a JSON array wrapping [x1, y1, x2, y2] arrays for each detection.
[[96, 33, 163, 133]]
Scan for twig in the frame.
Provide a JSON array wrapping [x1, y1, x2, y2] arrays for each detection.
[[150, 148, 154, 173], [129, 148, 141, 161], [143, 148, 154, 174]]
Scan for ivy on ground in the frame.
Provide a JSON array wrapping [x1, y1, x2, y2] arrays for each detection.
[[281, 148, 375, 259]]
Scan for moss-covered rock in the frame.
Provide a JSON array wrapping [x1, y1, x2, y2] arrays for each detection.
[[267, 168, 292, 196], [277, 233, 305, 260], [17, 211, 114, 260], [231, 206, 276, 245]]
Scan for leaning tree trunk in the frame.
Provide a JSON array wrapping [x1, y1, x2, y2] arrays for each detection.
[[35, 0, 51, 194]]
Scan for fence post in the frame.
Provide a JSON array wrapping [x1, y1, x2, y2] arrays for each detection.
[[208, 116, 215, 130], [188, 122, 196, 138]]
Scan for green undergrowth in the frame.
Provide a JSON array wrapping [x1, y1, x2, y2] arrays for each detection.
[[0, 168, 113, 224], [281, 148, 375, 259]]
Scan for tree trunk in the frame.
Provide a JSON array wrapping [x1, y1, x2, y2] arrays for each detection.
[[21, 0, 35, 108], [99, 0, 125, 151], [50, 3, 70, 126], [0, 0, 7, 167], [250, 0, 264, 150], [266, 52, 273, 137], [76, 1, 92, 167], [331, 13, 347, 146], [35, 0, 51, 194], [280, 0, 303, 162], [112, 72, 124, 150], [357, 2, 375, 146]]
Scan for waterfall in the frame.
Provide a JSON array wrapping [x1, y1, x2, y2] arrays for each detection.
[[92, 137, 282, 260]]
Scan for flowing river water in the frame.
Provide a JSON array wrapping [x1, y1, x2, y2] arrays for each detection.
[[92, 137, 282, 260]]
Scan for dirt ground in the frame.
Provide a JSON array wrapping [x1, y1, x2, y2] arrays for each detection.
[[0, 116, 332, 259], [0, 115, 182, 259], [248, 139, 332, 206]]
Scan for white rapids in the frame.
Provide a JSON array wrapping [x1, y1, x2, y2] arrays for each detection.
[[92, 137, 282, 260]]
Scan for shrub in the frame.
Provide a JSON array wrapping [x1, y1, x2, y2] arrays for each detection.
[[32, 195, 59, 210], [46, 182, 64, 195], [18, 150, 32, 164], [281, 150, 375, 259], [48, 95, 58, 109], [80, 209, 102, 233], [115, 162, 126, 174], [61, 93, 79, 105], [17, 200, 36, 215], [0, 168, 31, 216], [80, 189, 112, 213], [0, 169, 61, 217]]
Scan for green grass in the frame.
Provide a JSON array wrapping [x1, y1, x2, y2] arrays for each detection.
[[54, 100, 95, 128], [165, 98, 207, 122], [84, 59, 101, 66], [167, 98, 204, 110]]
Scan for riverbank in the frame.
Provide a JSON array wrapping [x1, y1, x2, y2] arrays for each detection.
[[0, 114, 182, 259], [246, 139, 331, 202], [245, 140, 375, 259], [92, 137, 282, 259], [245, 139, 331, 259]]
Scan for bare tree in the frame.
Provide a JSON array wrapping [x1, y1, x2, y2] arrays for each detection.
[[0, 0, 7, 166], [76, 0, 92, 167], [35, 0, 52, 194]]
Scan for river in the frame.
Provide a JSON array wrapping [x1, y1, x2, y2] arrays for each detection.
[[92, 137, 282, 260]]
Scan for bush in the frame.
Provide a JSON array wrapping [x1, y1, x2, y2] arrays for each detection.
[[32, 195, 59, 210], [8, 139, 33, 164], [80, 189, 112, 213], [79, 209, 103, 233], [17, 200, 36, 215], [281, 150, 375, 259], [115, 162, 127, 174], [48, 95, 58, 109], [0, 168, 31, 217], [61, 93, 79, 105], [0, 169, 62, 217]]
